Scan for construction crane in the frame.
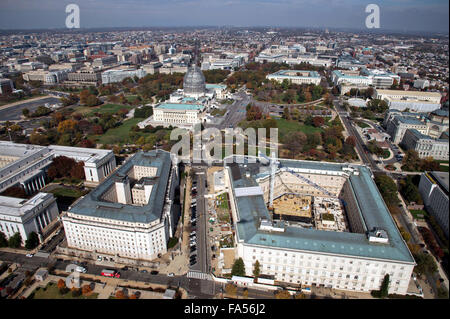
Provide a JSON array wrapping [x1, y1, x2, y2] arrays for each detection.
[[258, 152, 336, 200]]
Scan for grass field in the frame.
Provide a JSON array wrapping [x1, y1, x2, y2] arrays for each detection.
[[73, 103, 134, 116], [355, 121, 370, 128], [31, 282, 98, 299], [93, 118, 142, 145], [49, 187, 86, 198], [275, 119, 323, 141], [410, 210, 428, 220]]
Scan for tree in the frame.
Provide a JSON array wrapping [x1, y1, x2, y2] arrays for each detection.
[[345, 136, 356, 147], [22, 108, 30, 117], [86, 95, 101, 107], [380, 274, 390, 298], [82, 284, 92, 296], [231, 258, 246, 277], [312, 116, 325, 127], [0, 231, 7, 247], [8, 232, 22, 248], [115, 289, 128, 299], [275, 290, 291, 299], [398, 227, 411, 243], [282, 107, 291, 120], [284, 131, 307, 156], [57, 279, 67, 294], [57, 119, 78, 134], [253, 260, 261, 278], [413, 252, 438, 276], [79, 90, 90, 105], [374, 174, 400, 206], [225, 283, 237, 297], [25, 231, 39, 250]]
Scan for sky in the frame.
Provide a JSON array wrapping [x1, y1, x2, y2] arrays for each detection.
[[0, 0, 448, 33]]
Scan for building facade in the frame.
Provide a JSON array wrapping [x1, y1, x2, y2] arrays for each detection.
[[0, 192, 59, 242], [223, 156, 415, 295], [401, 129, 449, 160], [419, 172, 449, 238], [267, 70, 321, 86], [62, 150, 180, 261], [0, 142, 116, 194]]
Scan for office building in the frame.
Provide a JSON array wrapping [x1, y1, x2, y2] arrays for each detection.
[[222, 156, 415, 295], [62, 150, 179, 261], [0, 141, 116, 194], [267, 70, 321, 86], [419, 172, 449, 238], [0, 192, 59, 242]]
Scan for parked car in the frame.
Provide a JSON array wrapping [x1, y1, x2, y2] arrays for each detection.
[[150, 271, 159, 275], [168, 273, 175, 277], [140, 269, 148, 273], [26, 254, 34, 258]]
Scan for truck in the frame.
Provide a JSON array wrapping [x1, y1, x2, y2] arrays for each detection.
[[100, 269, 120, 278]]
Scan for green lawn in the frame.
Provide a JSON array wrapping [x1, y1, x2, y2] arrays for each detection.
[[93, 118, 143, 145], [356, 121, 370, 128], [49, 187, 86, 198], [410, 210, 428, 220], [275, 119, 323, 141], [89, 103, 134, 116], [73, 103, 134, 116], [31, 282, 98, 299]]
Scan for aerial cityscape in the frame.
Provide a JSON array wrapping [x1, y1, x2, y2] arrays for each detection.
[[0, 0, 448, 305]]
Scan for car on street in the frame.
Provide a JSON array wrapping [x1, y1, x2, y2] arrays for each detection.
[[26, 254, 33, 258], [140, 269, 148, 273], [150, 270, 159, 275], [190, 242, 196, 247], [168, 273, 175, 277], [122, 266, 129, 271], [191, 218, 196, 223]]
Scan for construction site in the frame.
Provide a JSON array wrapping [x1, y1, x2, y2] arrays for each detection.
[[254, 153, 351, 234]]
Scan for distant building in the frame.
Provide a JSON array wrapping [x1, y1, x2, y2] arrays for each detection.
[[0, 78, 14, 95], [101, 68, 146, 84], [374, 89, 442, 112], [267, 70, 321, 86], [66, 68, 102, 86], [413, 79, 430, 89], [401, 129, 449, 160], [419, 172, 449, 238], [384, 109, 449, 144], [0, 192, 59, 242]]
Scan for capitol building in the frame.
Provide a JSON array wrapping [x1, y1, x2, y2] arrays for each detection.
[[138, 64, 227, 130]]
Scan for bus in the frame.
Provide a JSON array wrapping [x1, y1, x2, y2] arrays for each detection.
[[101, 269, 120, 278]]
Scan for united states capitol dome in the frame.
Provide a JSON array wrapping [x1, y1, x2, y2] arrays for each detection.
[[183, 64, 206, 95]]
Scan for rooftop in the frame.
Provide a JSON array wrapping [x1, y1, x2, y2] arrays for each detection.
[[268, 70, 320, 78], [226, 158, 415, 263], [155, 103, 204, 111], [68, 150, 172, 224]]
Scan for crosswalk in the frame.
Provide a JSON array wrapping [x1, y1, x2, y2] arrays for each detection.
[[187, 271, 211, 280]]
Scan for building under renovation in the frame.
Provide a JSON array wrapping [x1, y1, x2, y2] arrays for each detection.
[[222, 154, 415, 295]]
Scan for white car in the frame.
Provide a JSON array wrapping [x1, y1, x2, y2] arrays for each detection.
[[26, 254, 34, 258], [168, 273, 175, 277]]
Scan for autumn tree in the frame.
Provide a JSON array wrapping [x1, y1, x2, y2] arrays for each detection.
[[57, 119, 78, 134], [275, 290, 292, 299], [225, 283, 237, 297], [115, 289, 128, 299], [312, 116, 325, 127], [82, 284, 92, 296]]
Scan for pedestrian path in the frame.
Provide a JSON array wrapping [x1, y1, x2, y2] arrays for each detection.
[[187, 271, 211, 280]]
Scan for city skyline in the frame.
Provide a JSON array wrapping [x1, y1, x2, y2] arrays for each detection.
[[0, 0, 448, 34]]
